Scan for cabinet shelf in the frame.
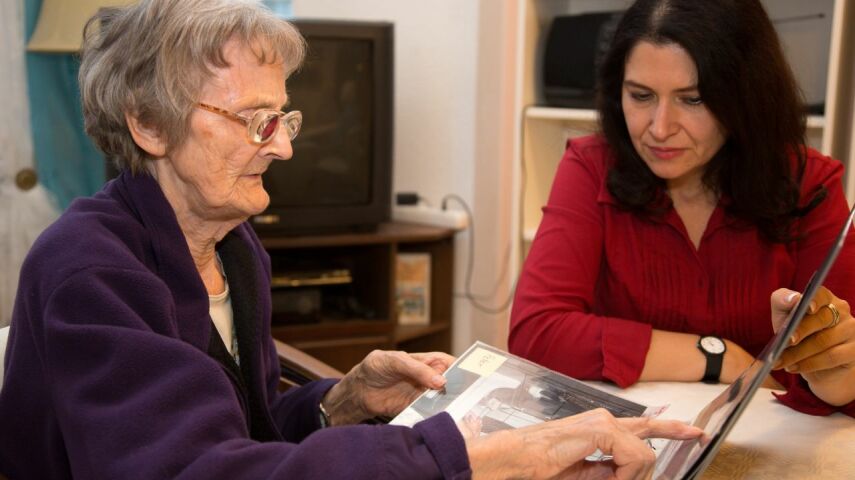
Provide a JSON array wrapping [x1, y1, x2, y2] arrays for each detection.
[[261, 222, 454, 249], [393, 322, 450, 343], [524, 107, 826, 130], [806, 115, 825, 129], [523, 228, 537, 243], [262, 222, 456, 372], [525, 106, 598, 122], [273, 320, 391, 342]]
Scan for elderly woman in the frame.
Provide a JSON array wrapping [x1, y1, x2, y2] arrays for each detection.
[[0, 1, 700, 478]]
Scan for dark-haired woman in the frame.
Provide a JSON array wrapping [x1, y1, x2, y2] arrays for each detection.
[[509, 0, 855, 416]]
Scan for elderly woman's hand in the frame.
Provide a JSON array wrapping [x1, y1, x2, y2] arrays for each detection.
[[467, 409, 702, 480], [320, 350, 454, 426], [771, 287, 855, 406]]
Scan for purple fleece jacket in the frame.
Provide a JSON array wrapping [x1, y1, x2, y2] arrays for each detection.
[[0, 171, 470, 479]]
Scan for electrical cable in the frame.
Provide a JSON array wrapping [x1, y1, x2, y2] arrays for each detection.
[[453, 241, 512, 301], [442, 102, 533, 314], [407, 104, 532, 314], [441, 194, 516, 314]]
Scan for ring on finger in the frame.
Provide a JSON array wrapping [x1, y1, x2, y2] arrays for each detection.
[[819, 303, 840, 329]]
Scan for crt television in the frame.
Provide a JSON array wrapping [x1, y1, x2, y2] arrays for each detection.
[[251, 19, 394, 236]]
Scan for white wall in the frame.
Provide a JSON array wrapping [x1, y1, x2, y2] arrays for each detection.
[[469, 0, 518, 351], [292, 0, 477, 211], [291, 0, 518, 353]]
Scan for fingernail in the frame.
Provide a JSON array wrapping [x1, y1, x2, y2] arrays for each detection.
[[789, 335, 797, 345], [785, 365, 798, 373], [785, 292, 799, 304], [431, 375, 446, 387]]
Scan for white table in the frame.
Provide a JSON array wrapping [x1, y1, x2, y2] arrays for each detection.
[[591, 382, 855, 479]]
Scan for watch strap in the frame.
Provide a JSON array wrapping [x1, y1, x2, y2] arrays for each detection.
[[698, 336, 725, 384], [318, 401, 331, 428]]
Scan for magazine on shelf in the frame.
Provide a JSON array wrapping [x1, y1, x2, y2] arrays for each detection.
[[395, 252, 431, 325]]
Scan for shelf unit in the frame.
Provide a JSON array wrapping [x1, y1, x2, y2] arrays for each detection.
[[261, 222, 455, 372], [512, 0, 855, 260]]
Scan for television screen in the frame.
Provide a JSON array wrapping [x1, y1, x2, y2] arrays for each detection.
[[267, 37, 373, 206], [253, 20, 393, 235]]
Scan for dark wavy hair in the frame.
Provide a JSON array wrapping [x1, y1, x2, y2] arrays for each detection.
[[597, 0, 825, 242]]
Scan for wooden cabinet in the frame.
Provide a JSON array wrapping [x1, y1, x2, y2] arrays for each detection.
[[512, 0, 855, 255], [260, 222, 455, 372]]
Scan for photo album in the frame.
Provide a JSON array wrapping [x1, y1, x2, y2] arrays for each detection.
[[390, 341, 666, 462]]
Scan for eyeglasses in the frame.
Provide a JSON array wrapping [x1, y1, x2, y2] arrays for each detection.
[[196, 102, 302, 144]]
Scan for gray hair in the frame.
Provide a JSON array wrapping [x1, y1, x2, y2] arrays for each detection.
[[79, 0, 306, 173]]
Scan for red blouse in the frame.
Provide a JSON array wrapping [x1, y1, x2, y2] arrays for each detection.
[[509, 135, 855, 417]]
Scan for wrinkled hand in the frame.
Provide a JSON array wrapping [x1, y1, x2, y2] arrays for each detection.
[[457, 413, 484, 441], [467, 409, 703, 480], [321, 350, 454, 425], [771, 287, 855, 406]]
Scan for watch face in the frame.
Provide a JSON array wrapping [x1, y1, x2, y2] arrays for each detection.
[[700, 336, 726, 354]]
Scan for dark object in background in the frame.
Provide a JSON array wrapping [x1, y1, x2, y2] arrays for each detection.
[[272, 288, 323, 324], [253, 19, 394, 236], [542, 11, 622, 109], [395, 192, 419, 206], [271, 283, 377, 325]]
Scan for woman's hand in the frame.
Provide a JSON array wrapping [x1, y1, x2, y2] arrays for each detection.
[[467, 408, 702, 480], [771, 287, 855, 406], [320, 350, 454, 426], [721, 339, 783, 390], [719, 339, 756, 384]]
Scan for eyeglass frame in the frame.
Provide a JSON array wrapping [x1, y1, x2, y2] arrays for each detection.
[[196, 102, 302, 144]]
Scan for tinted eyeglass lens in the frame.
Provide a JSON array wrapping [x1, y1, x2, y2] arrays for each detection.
[[258, 114, 279, 142]]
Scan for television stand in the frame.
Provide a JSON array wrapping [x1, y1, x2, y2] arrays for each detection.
[[260, 222, 456, 372], [256, 221, 383, 237]]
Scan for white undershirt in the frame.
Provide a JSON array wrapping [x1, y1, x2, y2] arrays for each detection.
[[209, 254, 237, 361], [209, 281, 236, 355]]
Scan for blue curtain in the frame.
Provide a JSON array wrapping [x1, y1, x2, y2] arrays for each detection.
[[264, 0, 293, 17], [25, 0, 105, 210]]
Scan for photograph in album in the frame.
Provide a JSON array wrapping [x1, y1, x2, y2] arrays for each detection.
[[391, 342, 665, 444]]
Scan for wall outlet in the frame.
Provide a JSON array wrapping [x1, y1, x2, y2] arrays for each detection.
[[392, 205, 469, 231]]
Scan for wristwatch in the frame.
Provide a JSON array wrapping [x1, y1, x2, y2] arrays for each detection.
[[318, 401, 331, 428], [697, 335, 727, 384]]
